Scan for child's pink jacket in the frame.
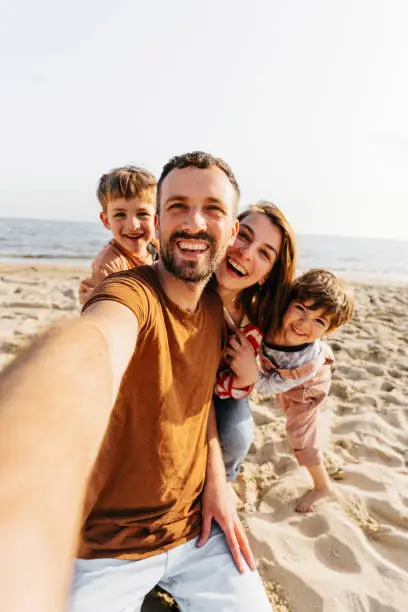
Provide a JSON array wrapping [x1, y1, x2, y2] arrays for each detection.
[[275, 343, 334, 467]]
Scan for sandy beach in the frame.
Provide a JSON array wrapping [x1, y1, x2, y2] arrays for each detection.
[[1, 262, 407, 611]]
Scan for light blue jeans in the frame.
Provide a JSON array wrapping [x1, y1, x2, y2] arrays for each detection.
[[70, 526, 271, 611], [214, 395, 255, 480]]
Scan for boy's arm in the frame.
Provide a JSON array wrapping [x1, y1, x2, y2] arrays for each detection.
[[255, 369, 314, 395], [0, 300, 138, 612], [78, 251, 125, 305]]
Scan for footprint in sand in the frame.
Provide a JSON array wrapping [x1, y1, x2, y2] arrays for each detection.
[[298, 515, 330, 538], [388, 368, 403, 380], [314, 535, 361, 573], [373, 531, 408, 573], [350, 394, 378, 409], [367, 596, 400, 612], [381, 381, 395, 392], [367, 499, 408, 530], [338, 471, 386, 493], [336, 365, 369, 381], [330, 381, 353, 401], [366, 364, 387, 377]]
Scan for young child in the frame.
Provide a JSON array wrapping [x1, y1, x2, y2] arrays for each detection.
[[218, 269, 354, 512], [79, 165, 158, 305], [256, 269, 354, 512]]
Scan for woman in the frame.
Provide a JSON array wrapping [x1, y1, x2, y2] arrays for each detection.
[[213, 201, 296, 480]]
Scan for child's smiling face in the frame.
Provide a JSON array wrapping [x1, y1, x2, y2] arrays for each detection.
[[100, 197, 156, 256], [279, 300, 332, 346]]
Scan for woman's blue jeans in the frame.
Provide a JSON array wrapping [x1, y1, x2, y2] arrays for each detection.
[[213, 394, 254, 481]]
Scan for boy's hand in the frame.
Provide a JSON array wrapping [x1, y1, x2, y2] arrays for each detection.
[[225, 330, 259, 388]]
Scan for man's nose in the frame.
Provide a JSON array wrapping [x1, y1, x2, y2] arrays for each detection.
[[184, 209, 207, 233]]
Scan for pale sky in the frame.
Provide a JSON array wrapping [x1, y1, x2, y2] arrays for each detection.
[[1, 0, 407, 240]]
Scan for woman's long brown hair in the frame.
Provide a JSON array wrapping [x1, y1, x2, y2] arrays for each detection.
[[236, 201, 296, 335]]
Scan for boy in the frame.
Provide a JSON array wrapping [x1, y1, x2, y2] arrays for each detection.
[[79, 165, 158, 305], [255, 269, 354, 512]]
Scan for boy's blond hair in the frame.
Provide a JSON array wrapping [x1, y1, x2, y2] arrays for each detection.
[[288, 269, 354, 331], [97, 166, 157, 213]]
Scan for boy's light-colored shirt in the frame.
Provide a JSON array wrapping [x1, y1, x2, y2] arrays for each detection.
[[78, 238, 159, 305]]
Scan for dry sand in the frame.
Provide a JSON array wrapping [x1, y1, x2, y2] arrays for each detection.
[[1, 263, 407, 611]]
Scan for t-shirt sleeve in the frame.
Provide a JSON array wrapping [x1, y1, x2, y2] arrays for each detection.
[[82, 272, 152, 330]]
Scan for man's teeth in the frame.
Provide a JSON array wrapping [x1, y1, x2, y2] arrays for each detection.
[[178, 241, 207, 251], [229, 260, 247, 276]]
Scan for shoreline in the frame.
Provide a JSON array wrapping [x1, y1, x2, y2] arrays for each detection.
[[1, 260, 408, 287]]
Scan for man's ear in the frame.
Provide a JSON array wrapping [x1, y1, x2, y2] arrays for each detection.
[[100, 212, 110, 230], [228, 219, 239, 247]]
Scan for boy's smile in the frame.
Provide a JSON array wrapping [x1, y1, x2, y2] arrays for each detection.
[[100, 197, 156, 257], [277, 300, 331, 346]]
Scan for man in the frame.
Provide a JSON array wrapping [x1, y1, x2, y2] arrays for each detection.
[[0, 152, 271, 611]]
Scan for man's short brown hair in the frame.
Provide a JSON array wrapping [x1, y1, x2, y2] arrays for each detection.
[[288, 269, 354, 331], [97, 166, 157, 213], [156, 151, 240, 215]]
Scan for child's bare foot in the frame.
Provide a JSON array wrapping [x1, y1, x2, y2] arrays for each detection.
[[295, 487, 333, 513]]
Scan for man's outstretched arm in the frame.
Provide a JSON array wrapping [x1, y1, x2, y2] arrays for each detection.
[[0, 301, 138, 612]]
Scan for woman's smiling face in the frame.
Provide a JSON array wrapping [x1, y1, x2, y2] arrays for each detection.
[[216, 212, 282, 293]]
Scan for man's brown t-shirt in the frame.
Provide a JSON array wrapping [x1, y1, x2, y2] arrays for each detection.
[[79, 265, 224, 559]]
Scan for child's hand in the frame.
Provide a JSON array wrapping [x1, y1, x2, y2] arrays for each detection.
[[225, 330, 259, 388], [259, 352, 274, 374]]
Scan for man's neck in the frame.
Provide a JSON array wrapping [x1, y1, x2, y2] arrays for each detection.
[[155, 261, 207, 313]]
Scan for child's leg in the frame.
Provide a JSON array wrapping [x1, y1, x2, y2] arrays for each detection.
[[283, 396, 333, 512], [213, 394, 254, 481]]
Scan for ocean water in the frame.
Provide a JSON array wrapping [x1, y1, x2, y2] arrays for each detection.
[[0, 217, 407, 283]]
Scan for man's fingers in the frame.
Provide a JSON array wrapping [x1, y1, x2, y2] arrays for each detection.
[[197, 513, 212, 547], [224, 528, 246, 574], [235, 521, 256, 571]]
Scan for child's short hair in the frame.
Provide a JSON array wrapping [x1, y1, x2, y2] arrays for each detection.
[[288, 269, 354, 331], [97, 166, 157, 213]]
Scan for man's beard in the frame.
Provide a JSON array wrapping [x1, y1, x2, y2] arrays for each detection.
[[160, 231, 226, 283]]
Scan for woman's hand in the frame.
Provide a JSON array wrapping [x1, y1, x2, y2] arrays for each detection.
[[225, 330, 259, 388]]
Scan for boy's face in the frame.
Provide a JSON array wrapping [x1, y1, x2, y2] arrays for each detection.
[[280, 300, 332, 346], [100, 197, 156, 256]]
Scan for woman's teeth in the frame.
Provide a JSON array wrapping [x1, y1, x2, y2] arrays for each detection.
[[228, 259, 247, 276]]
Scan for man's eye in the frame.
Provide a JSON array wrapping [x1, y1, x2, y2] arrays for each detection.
[[169, 203, 185, 210], [114, 213, 125, 218], [295, 304, 305, 311], [207, 205, 224, 214]]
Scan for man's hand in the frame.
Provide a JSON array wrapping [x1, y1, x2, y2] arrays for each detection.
[[199, 401, 256, 573], [225, 330, 259, 388], [197, 478, 256, 573]]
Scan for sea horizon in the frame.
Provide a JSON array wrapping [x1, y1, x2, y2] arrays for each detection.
[[1, 216, 407, 283]]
